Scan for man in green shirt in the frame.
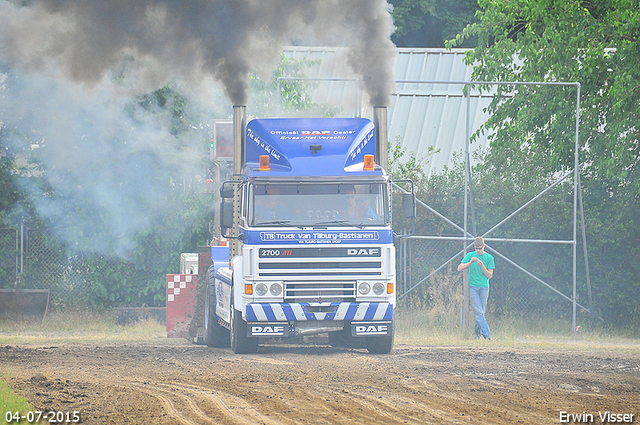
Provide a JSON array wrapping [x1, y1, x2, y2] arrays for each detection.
[[458, 237, 495, 339]]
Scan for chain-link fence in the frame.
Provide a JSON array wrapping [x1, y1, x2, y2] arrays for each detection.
[[23, 228, 91, 306], [396, 235, 591, 324], [2, 221, 591, 322], [0, 226, 169, 309], [0, 227, 18, 288]]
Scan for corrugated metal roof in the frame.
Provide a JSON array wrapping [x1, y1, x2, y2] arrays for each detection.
[[280, 47, 493, 176]]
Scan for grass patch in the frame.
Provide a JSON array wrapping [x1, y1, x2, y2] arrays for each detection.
[[0, 305, 638, 354], [0, 378, 44, 425], [396, 307, 640, 354], [0, 310, 181, 346]]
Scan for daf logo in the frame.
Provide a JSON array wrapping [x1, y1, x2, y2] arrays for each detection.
[[355, 325, 388, 334], [251, 325, 285, 335], [302, 130, 330, 135], [347, 248, 380, 256]]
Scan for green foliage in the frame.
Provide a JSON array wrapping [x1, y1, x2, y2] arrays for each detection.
[[393, 131, 639, 329], [388, 136, 429, 185], [390, 136, 465, 235], [0, 155, 19, 220], [449, 0, 640, 195], [0, 378, 40, 425], [390, 0, 480, 47], [130, 83, 202, 142], [0, 67, 213, 307], [248, 54, 341, 117], [0, 113, 45, 227], [439, 0, 640, 329]]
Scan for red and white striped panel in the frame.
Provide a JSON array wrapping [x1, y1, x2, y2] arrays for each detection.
[[166, 274, 198, 339]]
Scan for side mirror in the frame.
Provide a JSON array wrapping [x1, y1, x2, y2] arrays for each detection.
[[220, 199, 234, 233], [219, 180, 235, 233], [402, 192, 416, 219], [220, 182, 234, 200]]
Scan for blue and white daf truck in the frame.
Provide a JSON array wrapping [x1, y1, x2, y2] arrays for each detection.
[[204, 107, 414, 354]]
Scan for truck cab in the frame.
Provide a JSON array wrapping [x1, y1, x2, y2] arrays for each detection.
[[205, 117, 407, 354]]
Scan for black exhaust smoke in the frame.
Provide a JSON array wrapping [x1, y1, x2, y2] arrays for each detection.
[[0, 0, 397, 258], [0, 0, 397, 106]]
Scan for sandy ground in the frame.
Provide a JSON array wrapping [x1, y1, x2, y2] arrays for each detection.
[[2, 340, 640, 425]]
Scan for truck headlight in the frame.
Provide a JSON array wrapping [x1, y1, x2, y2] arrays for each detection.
[[269, 282, 283, 296], [358, 282, 371, 295], [372, 282, 385, 295], [255, 283, 268, 296]]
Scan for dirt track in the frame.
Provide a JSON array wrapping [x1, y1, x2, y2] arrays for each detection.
[[3, 342, 640, 424]]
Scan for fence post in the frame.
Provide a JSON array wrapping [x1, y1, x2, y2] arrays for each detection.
[[14, 225, 19, 289], [16, 222, 24, 290], [461, 273, 469, 329], [401, 234, 406, 295]]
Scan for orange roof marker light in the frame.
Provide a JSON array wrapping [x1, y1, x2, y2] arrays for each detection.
[[259, 155, 270, 171], [363, 154, 375, 171]]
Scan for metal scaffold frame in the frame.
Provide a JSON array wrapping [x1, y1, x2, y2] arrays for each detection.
[[276, 76, 596, 332], [393, 79, 596, 332]]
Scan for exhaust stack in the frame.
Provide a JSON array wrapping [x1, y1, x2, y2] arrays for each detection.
[[230, 105, 246, 257], [373, 106, 388, 170], [233, 105, 247, 176]]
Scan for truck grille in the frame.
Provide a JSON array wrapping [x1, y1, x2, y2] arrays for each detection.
[[258, 261, 381, 276], [284, 281, 356, 303], [255, 246, 384, 303]]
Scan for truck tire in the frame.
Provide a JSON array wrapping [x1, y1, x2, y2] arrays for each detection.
[[204, 281, 229, 348], [328, 326, 364, 349], [365, 322, 394, 354], [230, 297, 258, 354]]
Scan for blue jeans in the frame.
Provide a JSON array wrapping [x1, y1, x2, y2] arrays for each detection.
[[469, 286, 491, 339]]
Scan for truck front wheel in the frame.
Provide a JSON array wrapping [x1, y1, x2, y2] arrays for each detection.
[[230, 299, 258, 354], [204, 281, 229, 348]]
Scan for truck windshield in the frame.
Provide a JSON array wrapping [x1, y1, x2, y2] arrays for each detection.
[[249, 182, 388, 227]]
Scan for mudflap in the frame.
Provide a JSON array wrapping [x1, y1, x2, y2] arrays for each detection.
[[350, 321, 393, 337]]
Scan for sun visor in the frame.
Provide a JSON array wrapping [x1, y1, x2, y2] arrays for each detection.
[[244, 118, 382, 177]]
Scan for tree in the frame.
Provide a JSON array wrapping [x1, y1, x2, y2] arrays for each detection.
[[446, 0, 640, 329], [248, 54, 341, 118], [449, 0, 640, 194], [389, 0, 479, 47]]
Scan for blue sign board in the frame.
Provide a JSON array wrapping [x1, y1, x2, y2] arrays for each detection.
[[244, 118, 383, 177], [243, 229, 393, 245]]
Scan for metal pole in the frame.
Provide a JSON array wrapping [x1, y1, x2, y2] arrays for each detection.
[[409, 235, 573, 244], [572, 84, 581, 332], [578, 172, 594, 321], [19, 221, 24, 290], [14, 225, 19, 290], [466, 84, 478, 236], [231, 106, 246, 259], [460, 83, 471, 330], [402, 235, 406, 295], [213, 162, 222, 240]]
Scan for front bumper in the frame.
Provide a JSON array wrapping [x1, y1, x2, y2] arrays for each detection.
[[245, 301, 393, 322]]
